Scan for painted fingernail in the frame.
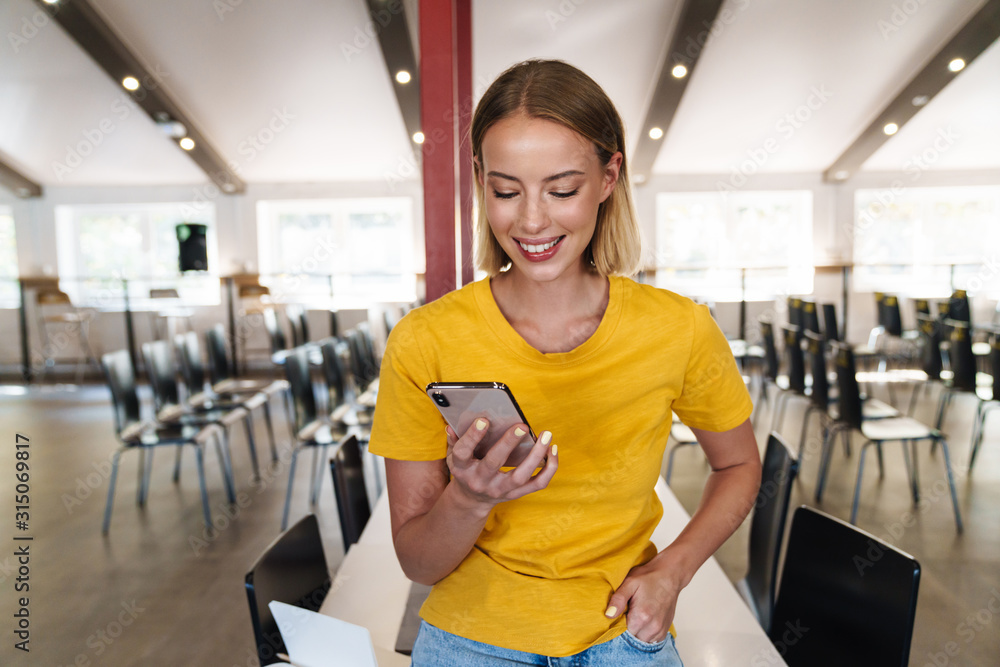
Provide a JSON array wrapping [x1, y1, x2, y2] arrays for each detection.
[[604, 605, 617, 618], [551, 444, 558, 457], [476, 419, 488, 431], [514, 427, 526, 437], [540, 431, 552, 446]]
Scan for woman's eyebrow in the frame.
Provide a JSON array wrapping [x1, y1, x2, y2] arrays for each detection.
[[486, 169, 585, 183]]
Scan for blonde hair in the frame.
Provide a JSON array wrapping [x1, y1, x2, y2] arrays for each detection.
[[471, 60, 641, 277]]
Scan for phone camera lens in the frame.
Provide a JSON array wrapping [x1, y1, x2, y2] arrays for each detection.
[[432, 392, 449, 407]]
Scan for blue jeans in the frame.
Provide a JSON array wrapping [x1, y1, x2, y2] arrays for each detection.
[[411, 620, 684, 666]]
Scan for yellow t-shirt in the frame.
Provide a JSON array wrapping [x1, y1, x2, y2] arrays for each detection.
[[369, 275, 752, 656]]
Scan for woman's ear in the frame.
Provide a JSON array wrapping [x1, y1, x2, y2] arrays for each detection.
[[600, 152, 623, 202]]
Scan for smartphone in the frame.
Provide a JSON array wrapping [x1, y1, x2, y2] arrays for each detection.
[[426, 382, 536, 467]]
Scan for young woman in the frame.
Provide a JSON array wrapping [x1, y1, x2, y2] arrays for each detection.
[[369, 59, 760, 666]]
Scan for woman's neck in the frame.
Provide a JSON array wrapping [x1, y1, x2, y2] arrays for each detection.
[[490, 266, 610, 354]]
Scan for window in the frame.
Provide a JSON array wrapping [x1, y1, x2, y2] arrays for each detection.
[[257, 198, 416, 307], [55, 203, 218, 306], [853, 186, 1000, 297], [655, 191, 813, 301], [0, 207, 18, 306]]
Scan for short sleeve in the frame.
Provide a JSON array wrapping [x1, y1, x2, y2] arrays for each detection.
[[367, 314, 449, 461], [670, 304, 753, 432]]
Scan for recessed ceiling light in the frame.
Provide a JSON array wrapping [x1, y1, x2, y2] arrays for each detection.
[[948, 58, 965, 72], [883, 123, 899, 136], [222, 183, 236, 193], [396, 70, 411, 84], [413, 131, 425, 144], [671, 64, 688, 79], [122, 76, 140, 91], [42, 0, 59, 4], [911, 95, 930, 107], [834, 170, 850, 180], [648, 127, 664, 140], [179, 137, 195, 150]]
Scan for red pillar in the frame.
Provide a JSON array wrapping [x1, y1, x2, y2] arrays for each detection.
[[420, 0, 473, 302], [456, 0, 474, 286]]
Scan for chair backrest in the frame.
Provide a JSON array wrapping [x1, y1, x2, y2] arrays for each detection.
[[174, 332, 207, 393], [782, 325, 806, 394], [803, 331, 829, 409], [787, 297, 802, 329], [820, 303, 840, 343], [991, 334, 1000, 402], [205, 325, 234, 384], [831, 341, 863, 430], [946, 319, 976, 392], [770, 506, 920, 667], [319, 338, 347, 411], [759, 319, 780, 382], [800, 300, 821, 337], [949, 289, 970, 325], [915, 313, 942, 379], [101, 349, 142, 434], [244, 514, 331, 666], [744, 432, 798, 635], [286, 305, 310, 348], [284, 346, 319, 431], [141, 340, 182, 411], [345, 327, 379, 388], [329, 435, 372, 549], [913, 298, 930, 318], [263, 308, 288, 354], [874, 292, 887, 329], [882, 295, 903, 337]]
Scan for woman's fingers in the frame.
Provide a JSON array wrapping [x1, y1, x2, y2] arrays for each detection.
[[480, 422, 530, 470], [448, 417, 490, 463]]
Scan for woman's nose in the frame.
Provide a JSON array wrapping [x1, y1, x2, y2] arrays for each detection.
[[519, 198, 547, 232]]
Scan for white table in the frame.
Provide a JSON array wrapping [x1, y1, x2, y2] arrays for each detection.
[[320, 479, 787, 666]]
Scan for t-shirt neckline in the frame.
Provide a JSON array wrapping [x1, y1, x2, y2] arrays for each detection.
[[473, 275, 624, 365]]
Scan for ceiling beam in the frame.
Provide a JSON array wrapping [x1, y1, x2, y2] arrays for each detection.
[[0, 154, 43, 198], [824, 0, 1000, 182], [33, 0, 245, 193], [631, 0, 726, 182], [364, 0, 421, 147]]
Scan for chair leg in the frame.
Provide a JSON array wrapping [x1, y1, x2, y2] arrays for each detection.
[[102, 450, 124, 534], [935, 389, 952, 430], [815, 424, 840, 503], [140, 447, 156, 506], [797, 407, 815, 462], [909, 440, 920, 502], [969, 408, 996, 472], [137, 449, 146, 505], [281, 447, 302, 531], [935, 437, 964, 533], [243, 416, 261, 480], [901, 439, 915, 500], [213, 432, 236, 504], [875, 442, 885, 480], [262, 401, 278, 462], [173, 446, 183, 483], [194, 446, 213, 530], [850, 440, 875, 524]]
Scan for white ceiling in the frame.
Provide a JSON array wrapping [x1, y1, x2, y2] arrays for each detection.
[[0, 0, 997, 191]]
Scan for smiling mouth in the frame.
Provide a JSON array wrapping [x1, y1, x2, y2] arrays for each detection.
[[517, 237, 564, 253]]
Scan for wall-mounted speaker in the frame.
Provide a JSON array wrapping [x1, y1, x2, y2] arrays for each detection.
[[177, 223, 208, 272]]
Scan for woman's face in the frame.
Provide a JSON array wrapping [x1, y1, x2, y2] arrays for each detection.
[[478, 114, 621, 284]]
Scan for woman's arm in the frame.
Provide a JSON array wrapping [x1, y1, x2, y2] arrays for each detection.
[[386, 419, 558, 585], [605, 418, 761, 642]]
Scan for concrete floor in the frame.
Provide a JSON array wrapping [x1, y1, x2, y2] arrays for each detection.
[[0, 378, 998, 666]]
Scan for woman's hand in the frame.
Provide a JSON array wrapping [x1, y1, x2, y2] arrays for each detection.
[[445, 418, 558, 510], [604, 550, 683, 643]]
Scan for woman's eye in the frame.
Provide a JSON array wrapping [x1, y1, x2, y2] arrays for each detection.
[[492, 190, 517, 200], [551, 189, 579, 199]]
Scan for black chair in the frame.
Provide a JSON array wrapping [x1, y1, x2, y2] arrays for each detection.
[[735, 433, 798, 634], [329, 435, 372, 549], [800, 299, 821, 337], [758, 319, 790, 427], [817, 342, 963, 531], [101, 350, 232, 532], [244, 514, 331, 666], [820, 303, 840, 344], [772, 325, 808, 434], [175, 331, 278, 463], [281, 346, 350, 530], [969, 334, 1000, 472], [934, 319, 983, 430], [769, 506, 920, 667], [319, 338, 372, 437], [205, 324, 293, 426], [142, 340, 260, 480], [286, 304, 311, 348]]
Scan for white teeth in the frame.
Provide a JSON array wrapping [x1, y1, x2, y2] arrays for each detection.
[[519, 238, 559, 253]]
